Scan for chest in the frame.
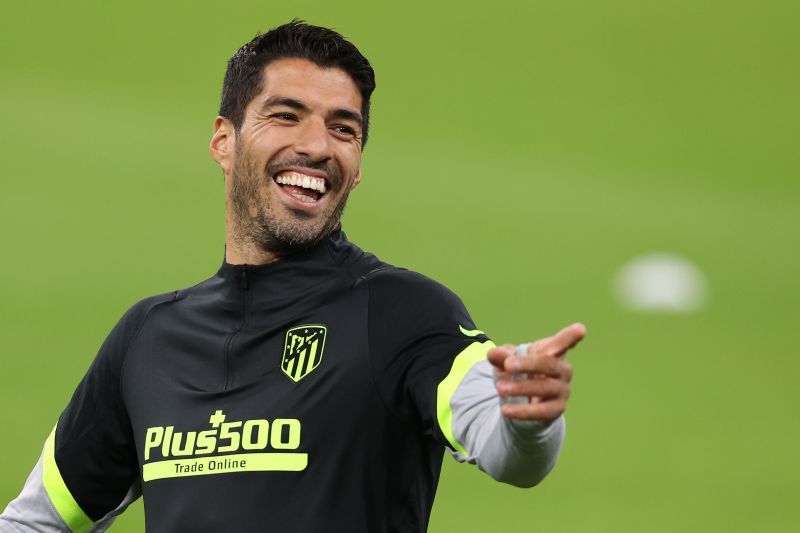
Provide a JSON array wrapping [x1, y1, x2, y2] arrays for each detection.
[[121, 285, 382, 476]]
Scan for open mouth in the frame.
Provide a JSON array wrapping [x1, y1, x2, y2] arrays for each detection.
[[273, 170, 329, 206]]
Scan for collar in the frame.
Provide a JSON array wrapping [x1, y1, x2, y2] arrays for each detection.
[[215, 229, 362, 294]]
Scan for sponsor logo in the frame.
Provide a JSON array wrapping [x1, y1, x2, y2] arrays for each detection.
[[281, 325, 327, 382], [141, 410, 306, 482]]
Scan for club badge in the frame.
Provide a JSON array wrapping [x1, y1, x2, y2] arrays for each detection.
[[281, 325, 327, 382]]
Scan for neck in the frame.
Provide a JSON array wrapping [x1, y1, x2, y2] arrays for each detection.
[[224, 212, 283, 266], [224, 240, 282, 266]]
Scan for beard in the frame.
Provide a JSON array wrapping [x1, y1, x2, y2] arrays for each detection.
[[229, 142, 352, 257]]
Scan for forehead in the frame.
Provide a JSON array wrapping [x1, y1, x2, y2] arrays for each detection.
[[254, 57, 362, 113]]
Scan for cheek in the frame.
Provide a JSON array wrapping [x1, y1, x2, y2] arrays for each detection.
[[338, 151, 361, 180], [259, 180, 276, 200]]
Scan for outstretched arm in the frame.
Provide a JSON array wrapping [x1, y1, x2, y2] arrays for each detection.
[[449, 323, 586, 487], [363, 268, 585, 487]]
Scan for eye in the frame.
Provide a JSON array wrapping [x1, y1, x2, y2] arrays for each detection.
[[332, 125, 356, 137], [272, 113, 297, 121]]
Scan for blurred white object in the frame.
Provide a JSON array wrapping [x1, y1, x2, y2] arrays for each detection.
[[615, 253, 708, 312]]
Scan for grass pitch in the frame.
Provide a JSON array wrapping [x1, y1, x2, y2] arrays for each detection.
[[1, 1, 797, 531]]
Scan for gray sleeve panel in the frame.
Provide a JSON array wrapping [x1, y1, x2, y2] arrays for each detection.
[[0, 456, 68, 532], [0, 455, 141, 533], [448, 359, 566, 488]]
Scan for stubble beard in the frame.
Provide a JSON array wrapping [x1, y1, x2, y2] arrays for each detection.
[[229, 142, 352, 257]]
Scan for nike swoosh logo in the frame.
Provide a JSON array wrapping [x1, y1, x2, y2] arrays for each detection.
[[459, 325, 485, 337]]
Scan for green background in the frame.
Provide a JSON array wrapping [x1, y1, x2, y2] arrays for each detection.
[[1, 1, 798, 531]]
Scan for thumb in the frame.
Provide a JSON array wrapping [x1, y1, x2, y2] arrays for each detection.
[[487, 344, 515, 370]]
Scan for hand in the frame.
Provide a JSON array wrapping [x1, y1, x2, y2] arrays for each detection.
[[487, 323, 586, 424]]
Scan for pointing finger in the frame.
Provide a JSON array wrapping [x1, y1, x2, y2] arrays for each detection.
[[533, 323, 587, 358]]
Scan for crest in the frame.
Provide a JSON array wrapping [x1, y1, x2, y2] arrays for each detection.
[[281, 325, 327, 382]]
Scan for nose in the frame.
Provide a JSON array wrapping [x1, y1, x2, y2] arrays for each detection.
[[293, 117, 333, 163]]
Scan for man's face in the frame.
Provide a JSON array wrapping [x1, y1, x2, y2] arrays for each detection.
[[215, 57, 364, 255]]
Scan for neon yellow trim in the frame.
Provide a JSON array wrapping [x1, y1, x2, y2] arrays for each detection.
[[436, 340, 495, 455], [142, 452, 308, 482], [42, 425, 94, 533], [458, 325, 485, 337]]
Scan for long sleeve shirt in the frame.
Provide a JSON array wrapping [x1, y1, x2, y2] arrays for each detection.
[[1, 230, 564, 533]]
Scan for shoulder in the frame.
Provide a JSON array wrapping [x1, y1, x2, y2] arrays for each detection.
[[365, 266, 462, 303], [108, 290, 180, 347], [78, 290, 181, 379], [122, 290, 179, 324], [363, 266, 468, 328]]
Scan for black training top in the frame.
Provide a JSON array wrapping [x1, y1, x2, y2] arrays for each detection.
[[51, 230, 489, 532]]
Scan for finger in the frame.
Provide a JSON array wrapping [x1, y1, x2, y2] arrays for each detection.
[[496, 377, 569, 400], [504, 354, 572, 380], [501, 399, 566, 423], [487, 344, 515, 371], [533, 323, 587, 358]]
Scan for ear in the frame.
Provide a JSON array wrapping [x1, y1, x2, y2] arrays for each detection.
[[350, 168, 362, 189], [209, 116, 235, 174]]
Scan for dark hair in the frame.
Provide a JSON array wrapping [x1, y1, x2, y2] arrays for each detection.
[[219, 20, 376, 148]]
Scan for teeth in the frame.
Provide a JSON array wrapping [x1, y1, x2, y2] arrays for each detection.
[[275, 172, 327, 194], [290, 191, 316, 203]]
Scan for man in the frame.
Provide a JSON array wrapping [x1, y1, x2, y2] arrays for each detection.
[[1, 21, 585, 533]]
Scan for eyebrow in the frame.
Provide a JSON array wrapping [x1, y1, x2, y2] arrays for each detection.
[[261, 96, 363, 128]]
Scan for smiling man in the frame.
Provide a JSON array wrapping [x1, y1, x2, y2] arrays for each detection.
[[220, 57, 366, 262], [1, 21, 585, 533]]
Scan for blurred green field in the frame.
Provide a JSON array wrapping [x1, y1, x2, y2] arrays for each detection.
[[1, 1, 798, 531]]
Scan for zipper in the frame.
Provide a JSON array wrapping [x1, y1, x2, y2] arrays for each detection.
[[223, 265, 250, 390]]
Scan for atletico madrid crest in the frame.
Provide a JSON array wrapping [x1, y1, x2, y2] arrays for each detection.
[[281, 325, 327, 382]]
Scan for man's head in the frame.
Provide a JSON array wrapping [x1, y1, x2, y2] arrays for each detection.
[[210, 21, 376, 259]]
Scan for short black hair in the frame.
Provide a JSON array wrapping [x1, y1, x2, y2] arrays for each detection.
[[219, 20, 376, 148]]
